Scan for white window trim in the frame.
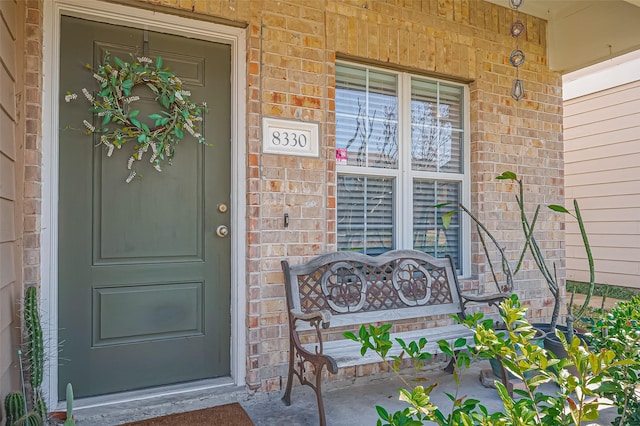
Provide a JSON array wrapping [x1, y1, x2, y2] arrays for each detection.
[[336, 62, 471, 277]]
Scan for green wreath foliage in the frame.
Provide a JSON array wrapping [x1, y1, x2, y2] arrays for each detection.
[[67, 52, 209, 182]]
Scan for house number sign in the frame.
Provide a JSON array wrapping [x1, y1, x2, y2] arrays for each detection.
[[262, 117, 320, 157]]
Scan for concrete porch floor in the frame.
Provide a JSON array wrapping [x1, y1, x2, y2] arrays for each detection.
[[70, 360, 619, 425]]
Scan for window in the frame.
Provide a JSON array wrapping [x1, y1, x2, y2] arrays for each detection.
[[335, 63, 470, 274]]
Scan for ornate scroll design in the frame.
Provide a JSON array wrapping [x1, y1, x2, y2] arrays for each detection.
[[320, 262, 368, 313], [392, 259, 433, 306]]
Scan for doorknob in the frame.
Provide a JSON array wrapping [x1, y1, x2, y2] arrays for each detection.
[[216, 225, 229, 238]]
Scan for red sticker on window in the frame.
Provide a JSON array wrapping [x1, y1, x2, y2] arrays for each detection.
[[336, 148, 347, 165]]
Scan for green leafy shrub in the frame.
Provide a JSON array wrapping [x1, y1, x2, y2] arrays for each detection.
[[345, 295, 635, 425], [588, 296, 640, 426]]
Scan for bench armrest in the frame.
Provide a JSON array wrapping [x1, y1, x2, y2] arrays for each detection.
[[290, 308, 332, 329], [289, 309, 334, 362], [460, 292, 511, 307]]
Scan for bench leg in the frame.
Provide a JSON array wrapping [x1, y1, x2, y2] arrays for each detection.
[[282, 341, 296, 406], [314, 366, 328, 426], [281, 346, 332, 426], [444, 351, 458, 374]]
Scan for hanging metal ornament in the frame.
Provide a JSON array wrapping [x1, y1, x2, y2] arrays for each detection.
[[509, 49, 526, 67], [510, 20, 525, 37], [509, 0, 526, 101], [511, 79, 525, 101]]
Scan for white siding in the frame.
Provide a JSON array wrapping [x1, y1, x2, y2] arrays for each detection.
[[0, 0, 21, 399], [564, 79, 640, 289]]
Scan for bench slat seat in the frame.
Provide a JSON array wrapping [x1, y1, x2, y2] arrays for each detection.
[[304, 324, 474, 368]]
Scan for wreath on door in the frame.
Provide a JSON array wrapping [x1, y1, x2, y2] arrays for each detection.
[[66, 52, 209, 183]]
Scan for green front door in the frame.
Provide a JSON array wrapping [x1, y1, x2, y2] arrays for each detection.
[[58, 16, 232, 398]]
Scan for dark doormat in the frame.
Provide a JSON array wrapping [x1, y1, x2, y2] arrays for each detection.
[[118, 402, 254, 426]]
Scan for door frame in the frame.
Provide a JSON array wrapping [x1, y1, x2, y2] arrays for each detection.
[[42, 0, 247, 406]]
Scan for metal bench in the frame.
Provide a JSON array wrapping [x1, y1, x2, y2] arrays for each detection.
[[281, 249, 508, 426]]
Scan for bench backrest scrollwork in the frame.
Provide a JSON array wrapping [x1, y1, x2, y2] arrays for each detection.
[[282, 250, 466, 330]]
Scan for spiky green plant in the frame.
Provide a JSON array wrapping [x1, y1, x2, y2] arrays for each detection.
[[4, 392, 26, 426], [24, 286, 44, 391], [3, 287, 50, 426], [24, 286, 47, 419], [13, 412, 43, 426], [32, 390, 47, 426]]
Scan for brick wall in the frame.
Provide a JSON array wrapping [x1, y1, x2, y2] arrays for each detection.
[[38, 0, 564, 393], [23, 0, 43, 294], [242, 0, 563, 391]]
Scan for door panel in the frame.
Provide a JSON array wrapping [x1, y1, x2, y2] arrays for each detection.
[[93, 282, 203, 345], [96, 131, 203, 261], [58, 16, 231, 398]]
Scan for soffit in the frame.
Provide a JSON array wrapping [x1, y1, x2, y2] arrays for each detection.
[[484, 0, 640, 73]]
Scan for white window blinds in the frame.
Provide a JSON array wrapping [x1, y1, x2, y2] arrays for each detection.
[[335, 62, 469, 273]]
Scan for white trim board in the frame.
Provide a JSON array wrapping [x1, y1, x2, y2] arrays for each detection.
[[42, 0, 247, 407], [563, 49, 640, 100]]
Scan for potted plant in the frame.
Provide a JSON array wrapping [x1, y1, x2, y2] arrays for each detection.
[[441, 171, 596, 363], [495, 171, 595, 339], [500, 172, 596, 353]]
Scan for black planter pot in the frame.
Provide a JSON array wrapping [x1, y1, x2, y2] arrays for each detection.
[[543, 332, 570, 357], [531, 322, 570, 337], [538, 324, 590, 352], [489, 327, 547, 379], [538, 323, 591, 376]]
